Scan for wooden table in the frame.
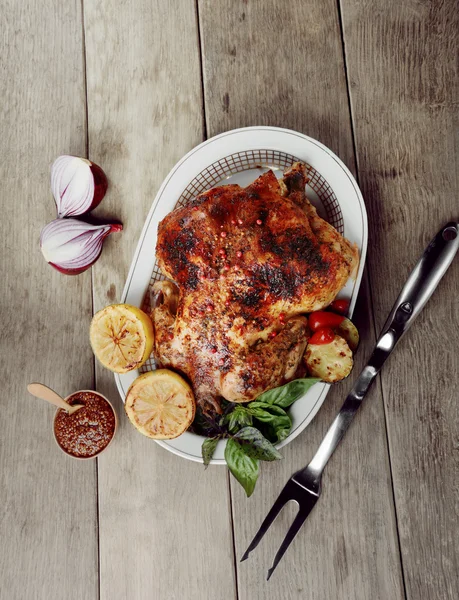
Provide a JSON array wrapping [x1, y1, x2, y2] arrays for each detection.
[[1, 1, 458, 599]]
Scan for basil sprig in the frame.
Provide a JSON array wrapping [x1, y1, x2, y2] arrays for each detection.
[[224, 438, 259, 497], [220, 405, 253, 433], [202, 437, 219, 467], [233, 427, 283, 461], [256, 378, 320, 408], [200, 378, 320, 496]]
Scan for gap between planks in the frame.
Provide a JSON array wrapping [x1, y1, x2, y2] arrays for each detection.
[[81, 0, 101, 597], [195, 0, 239, 595]]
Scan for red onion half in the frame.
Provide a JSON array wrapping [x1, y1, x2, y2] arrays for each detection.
[[40, 218, 122, 275], [51, 155, 108, 218]]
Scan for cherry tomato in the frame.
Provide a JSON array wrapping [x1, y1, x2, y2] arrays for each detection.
[[329, 299, 350, 315], [308, 311, 345, 332], [309, 327, 335, 345]]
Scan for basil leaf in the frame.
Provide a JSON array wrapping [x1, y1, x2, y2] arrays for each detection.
[[202, 437, 219, 467], [222, 406, 253, 433], [219, 402, 237, 426], [248, 402, 288, 421], [225, 438, 259, 497], [265, 418, 292, 443], [249, 401, 292, 442], [233, 426, 283, 461], [256, 378, 320, 408], [247, 403, 292, 443]]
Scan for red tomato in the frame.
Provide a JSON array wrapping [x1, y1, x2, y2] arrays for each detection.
[[308, 311, 345, 331], [329, 299, 350, 315], [309, 327, 335, 345]]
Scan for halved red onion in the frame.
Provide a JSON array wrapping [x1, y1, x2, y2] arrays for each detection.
[[51, 155, 108, 218], [40, 218, 122, 275]]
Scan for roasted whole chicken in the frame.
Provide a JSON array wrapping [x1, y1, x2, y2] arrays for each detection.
[[152, 163, 358, 415]]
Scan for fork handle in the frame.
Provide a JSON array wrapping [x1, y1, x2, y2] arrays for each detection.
[[306, 221, 459, 479]]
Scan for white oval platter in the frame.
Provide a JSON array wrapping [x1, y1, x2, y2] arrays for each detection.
[[115, 126, 367, 464]]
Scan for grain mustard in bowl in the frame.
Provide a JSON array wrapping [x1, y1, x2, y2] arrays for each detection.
[[53, 390, 117, 459]]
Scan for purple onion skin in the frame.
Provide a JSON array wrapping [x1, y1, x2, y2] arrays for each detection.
[[90, 162, 109, 212], [47, 223, 123, 275], [49, 262, 94, 276]]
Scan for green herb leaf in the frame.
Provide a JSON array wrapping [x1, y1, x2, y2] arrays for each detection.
[[248, 402, 288, 421], [202, 437, 219, 467], [221, 405, 253, 433], [264, 420, 291, 443], [247, 402, 292, 443], [225, 438, 259, 497], [233, 426, 283, 461], [256, 378, 320, 408]]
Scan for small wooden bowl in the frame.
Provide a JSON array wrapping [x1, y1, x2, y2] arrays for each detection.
[[53, 389, 118, 460]]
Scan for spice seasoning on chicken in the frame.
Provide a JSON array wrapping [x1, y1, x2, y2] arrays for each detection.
[[154, 162, 359, 415], [54, 391, 116, 458]]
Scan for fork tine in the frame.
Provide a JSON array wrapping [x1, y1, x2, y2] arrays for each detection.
[[240, 483, 293, 562], [266, 509, 308, 580]]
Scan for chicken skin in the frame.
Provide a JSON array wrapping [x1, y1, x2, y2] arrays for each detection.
[[152, 163, 358, 415]]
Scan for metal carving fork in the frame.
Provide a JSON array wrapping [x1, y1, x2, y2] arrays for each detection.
[[241, 221, 459, 580]]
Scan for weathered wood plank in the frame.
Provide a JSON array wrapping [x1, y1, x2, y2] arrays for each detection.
[[341, 1, 459, 599], [199, 0, 356, 169], [0, 2, 97, 599], [198, 1, 405, 598], [83, 1, 237, 598]]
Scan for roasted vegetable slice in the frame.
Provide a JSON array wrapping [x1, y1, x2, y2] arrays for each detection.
[[305, 334, 353, 383], [335, 317, 359, 351]]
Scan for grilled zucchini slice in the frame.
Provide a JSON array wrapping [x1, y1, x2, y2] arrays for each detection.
[[305, 334, 353, 383], [335, 317, 359, 351]]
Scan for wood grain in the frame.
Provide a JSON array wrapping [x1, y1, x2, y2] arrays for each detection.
[[2, 0, 455, 598], [0, 1, 97, 599], [198, 0, 356, 171], [83, 1, 236, 598], [198, 1, 405, 598], [341, 1, 459, 599]]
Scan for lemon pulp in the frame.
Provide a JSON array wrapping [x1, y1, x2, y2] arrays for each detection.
[[90, 304, 154, 373], [125, 370, 195, 439]]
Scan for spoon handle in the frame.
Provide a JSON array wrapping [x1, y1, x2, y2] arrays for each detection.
[[27, 383, 71, 412]]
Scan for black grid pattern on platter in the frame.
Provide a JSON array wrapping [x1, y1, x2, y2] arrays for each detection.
[[140, 149, 344, 373]]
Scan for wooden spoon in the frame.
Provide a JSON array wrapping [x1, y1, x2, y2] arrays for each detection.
[[27, 383, 84, 415]]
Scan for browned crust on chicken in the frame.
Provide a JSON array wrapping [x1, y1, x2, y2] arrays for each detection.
[[153, 163, 359, 414]]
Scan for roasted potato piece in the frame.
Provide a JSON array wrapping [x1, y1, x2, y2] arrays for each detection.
[[305, 335, 353, 382], [335, 317, 359, 351]]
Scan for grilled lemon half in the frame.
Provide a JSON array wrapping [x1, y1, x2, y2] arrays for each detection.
[[125, 370, 195, 439], [90, 304, 154, 373]]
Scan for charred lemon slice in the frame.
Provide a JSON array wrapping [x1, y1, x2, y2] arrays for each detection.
[[90, 304, 154, 373], [125, 370, 195, 439]]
